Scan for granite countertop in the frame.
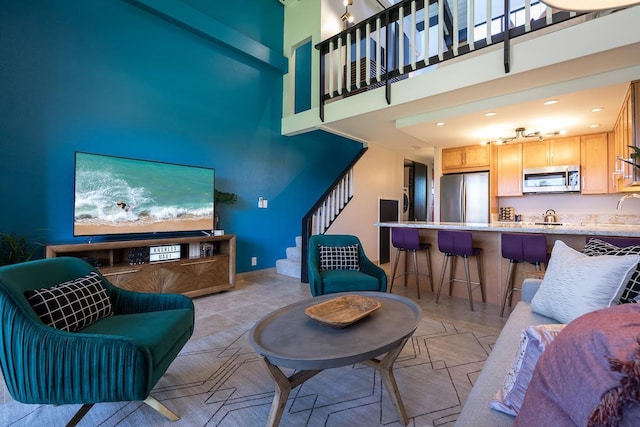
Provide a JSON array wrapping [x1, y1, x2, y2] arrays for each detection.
[[374, 221, 640, 237]]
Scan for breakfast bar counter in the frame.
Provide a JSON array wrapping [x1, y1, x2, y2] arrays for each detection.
[[375, 221, 640, 309]]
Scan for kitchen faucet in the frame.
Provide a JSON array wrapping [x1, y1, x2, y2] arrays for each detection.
[[616, 193, 640, 209]]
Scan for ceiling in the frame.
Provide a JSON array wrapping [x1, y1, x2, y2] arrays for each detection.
[[322, 80, 630, 164], [313, 1, 638, 164]]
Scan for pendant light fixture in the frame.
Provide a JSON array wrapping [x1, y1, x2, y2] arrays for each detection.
[[341, 0, 355, 27]]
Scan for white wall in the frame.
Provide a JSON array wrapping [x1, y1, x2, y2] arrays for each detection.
[[327, 142, 405, 262]]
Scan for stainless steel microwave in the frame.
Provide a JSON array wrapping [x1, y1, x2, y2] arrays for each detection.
[[522, 165, 580, 194]]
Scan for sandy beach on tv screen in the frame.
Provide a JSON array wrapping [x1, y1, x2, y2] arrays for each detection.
[[74, 217, 214, 236]]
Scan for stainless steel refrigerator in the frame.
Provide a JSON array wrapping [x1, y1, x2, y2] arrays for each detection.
[[440, 172, 489, 223]]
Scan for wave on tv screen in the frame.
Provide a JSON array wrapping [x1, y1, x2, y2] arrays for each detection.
[[74, 152, 214, 236]]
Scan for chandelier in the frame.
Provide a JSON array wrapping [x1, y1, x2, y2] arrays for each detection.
[[481, 127, 562, 145], [341, 0, 354, 27]]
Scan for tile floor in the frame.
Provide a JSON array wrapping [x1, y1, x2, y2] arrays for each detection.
[[191, 267, 507, 341]]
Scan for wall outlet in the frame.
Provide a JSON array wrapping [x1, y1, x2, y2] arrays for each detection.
[[251, 256, 257, 266]]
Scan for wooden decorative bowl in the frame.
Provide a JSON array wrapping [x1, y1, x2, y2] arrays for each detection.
[[304, 295, 382, 328]]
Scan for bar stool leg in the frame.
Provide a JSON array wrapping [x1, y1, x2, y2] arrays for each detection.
[[500, 260, 516, 317], [477, 251, 486, 303], [425, 248, 434, 292], [436, 255, 450, 304], [389, 249, 402, 293], [412, 250, 421, 299], [448, 256, 456, 296], [463, 256, 474, 311]]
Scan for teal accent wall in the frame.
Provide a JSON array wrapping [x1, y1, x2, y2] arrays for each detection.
[[294, 41, 312, 114], [0, 0, 362, 273]]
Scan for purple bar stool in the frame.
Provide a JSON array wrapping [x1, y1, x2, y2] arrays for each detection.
[[436, 230, 485, 311], [389, 228, 433, 299], [500, 233, 548, 317]]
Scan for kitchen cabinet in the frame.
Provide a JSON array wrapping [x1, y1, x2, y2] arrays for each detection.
[[580, 133, 610, 194], [613, 81, 640, 190], [522, 136, 581, 169], [496, 143, 523, 196], [442, 144, 490, 173]]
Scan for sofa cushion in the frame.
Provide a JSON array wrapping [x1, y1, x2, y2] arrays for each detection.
[[456, 301, 557, 427], [80, 308, 193, 368], [318, 244, 360, 271], [583, 238, 640, 304], [531, 240, 640, 324], [319, 270, 380, 294], [515, 304, 640, 427], [491, 324, 566, 416], [25, 272, 113, 332]]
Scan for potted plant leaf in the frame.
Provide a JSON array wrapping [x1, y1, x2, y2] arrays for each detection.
[[0, 232, 42, 266], [214, 189, 238, 230]]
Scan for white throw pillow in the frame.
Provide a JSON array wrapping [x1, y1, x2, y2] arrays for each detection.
[[531, 240, 640, 324]]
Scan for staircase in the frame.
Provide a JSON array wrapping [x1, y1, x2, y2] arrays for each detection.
[[275, 236, 302, 279]]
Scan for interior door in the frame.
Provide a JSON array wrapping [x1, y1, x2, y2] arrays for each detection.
[[379, 199, 399, 264]]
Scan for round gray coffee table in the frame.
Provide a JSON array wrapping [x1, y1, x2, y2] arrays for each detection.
[[249, 291, 422, 427]]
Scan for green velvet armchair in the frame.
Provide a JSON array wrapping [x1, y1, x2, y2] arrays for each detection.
[[308, 234, 387, 296], [0, 257, 194, 425]]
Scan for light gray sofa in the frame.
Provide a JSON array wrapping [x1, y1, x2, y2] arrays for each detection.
[[455, 278, 554, 426]]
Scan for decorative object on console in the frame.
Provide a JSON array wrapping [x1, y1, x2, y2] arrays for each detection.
[[530, 240, 640, 324]]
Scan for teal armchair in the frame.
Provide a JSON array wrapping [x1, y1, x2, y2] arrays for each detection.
[[308, 234, 387, 296], [0, 257, 194, 425]]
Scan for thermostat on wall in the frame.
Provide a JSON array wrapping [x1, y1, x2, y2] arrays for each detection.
[[149, 244, 181, 262]]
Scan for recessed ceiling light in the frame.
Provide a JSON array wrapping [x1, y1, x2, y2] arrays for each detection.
[[484, 112, 496, 117], [543, 99, 559, 106], [591, 107, 604, 113], [436, 122, 445, 126], [589, 124, 600, 128]]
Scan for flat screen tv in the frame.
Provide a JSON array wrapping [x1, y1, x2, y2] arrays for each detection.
[[74, 152, 214, 237]]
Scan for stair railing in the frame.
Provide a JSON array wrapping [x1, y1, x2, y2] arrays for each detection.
[[301, 147, 368, 283]]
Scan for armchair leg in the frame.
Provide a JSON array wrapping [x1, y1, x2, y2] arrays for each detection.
[[66, 403, 94, 427], [144, 395, 180, 421]]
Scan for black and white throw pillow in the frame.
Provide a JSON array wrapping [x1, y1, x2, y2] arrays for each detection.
[[25, 271, 113, 332], [318, 244, 360, 271], [583, 238, 640, 304]]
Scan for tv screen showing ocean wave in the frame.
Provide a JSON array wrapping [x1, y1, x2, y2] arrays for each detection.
[[74, 152, 215, 236]]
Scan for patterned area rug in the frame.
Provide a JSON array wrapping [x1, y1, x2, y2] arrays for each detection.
[[0, 316, 498, 427]]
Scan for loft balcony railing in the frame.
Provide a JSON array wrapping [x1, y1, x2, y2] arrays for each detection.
[[315, 0, 583, 121]]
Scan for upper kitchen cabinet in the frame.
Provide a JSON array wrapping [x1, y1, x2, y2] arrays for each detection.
[[613, 80, 640, 190], [580, 133, 610, 195], [442, 144, 490, 173], [496, 143, 523, 196], [522, 136, 581, 169]]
